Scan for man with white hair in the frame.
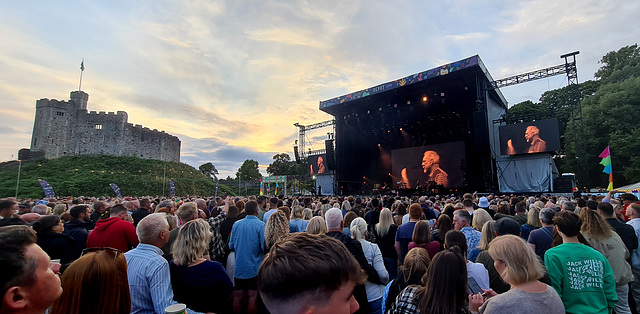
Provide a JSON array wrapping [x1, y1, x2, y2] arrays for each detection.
[[325, 208, 382, 313], [31, 204, 49, 215], [125, 213, 202, 314]]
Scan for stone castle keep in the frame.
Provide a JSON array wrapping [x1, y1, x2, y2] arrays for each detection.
[[21, 90, 180, 162]]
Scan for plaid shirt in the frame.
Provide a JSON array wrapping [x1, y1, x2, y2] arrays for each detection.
[[207, 211, 227, 261], [388, 285, 419, 314]]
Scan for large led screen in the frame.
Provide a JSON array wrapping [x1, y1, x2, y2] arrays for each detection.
[[391, 141, 465, 188], [499, 119, 561, 155], [308, 154, 328, 175]]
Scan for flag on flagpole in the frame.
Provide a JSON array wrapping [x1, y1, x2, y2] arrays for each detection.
[[599, 146, 613, 191], [80, 60, 85, 71]]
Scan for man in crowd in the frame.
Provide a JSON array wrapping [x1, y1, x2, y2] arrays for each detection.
[[453, 209, 481, 255], [90, 200, 108, 227], [207, 200, 228, 263], [262, 197, 279, 223], [86, 204, 139, 252], [131, 198, 151, 227], [512, 201, 528, 225], [258, 233, 364, 314], [598, 202, 638, 260], [162, 202, 199, 261], [396, 203, 422, 263], [63, 204, 91, 250], [256, 196, 267, 221], [627, 203, 640, 312], [0, 225, 62, 314], [229, 200, 265, 314], [125, 213, 199, 314], [325, 207, 383, 314], [0, 199, 25, 227]]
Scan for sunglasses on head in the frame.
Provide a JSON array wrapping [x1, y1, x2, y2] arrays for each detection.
[[81, 247, 123, 262]]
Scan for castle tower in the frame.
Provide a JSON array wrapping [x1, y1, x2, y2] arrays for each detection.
[[70, 90, 89, 111]]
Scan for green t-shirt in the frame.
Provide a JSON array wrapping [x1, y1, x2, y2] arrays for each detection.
[[544, 242, 617, 314]]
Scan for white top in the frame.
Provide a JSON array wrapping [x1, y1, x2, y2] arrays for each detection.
[[358, 239, 389, 302], [467, 261, 490, 290]]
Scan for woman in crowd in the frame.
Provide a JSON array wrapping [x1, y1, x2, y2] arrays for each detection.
[[289, 205, 308, 233], [32, 215, 81, 265], [468, 221, 496, 262], [372, 208, 398, 279], [445, 230, 490, 291], [170, 219, 234, 313], [545, 211, 617, 314], [383, 248, 431, 312], [50, 248, 131, 314], [469, 235, 564, 313], [393, 202, 407, 226], [341, 199, 352, 216], [408, 220, 440, 259], [389, 249, 469, 313], [52, 203, 67, 216], [343, 211, 358, 237], [494, 202, 511, 220], [441, 203, 456, 219], [520, 206, 542, 241], [220, 205, 238, 245], [471, 209, 492, 232], [302, 207, 313, 220], [351, 217, 389, 314], [527, 207, 556, 259], [432, 214, 453, 244], [265, 210, 291, 252], [580, 208, 633, 314], [305, 216, 327, 235]]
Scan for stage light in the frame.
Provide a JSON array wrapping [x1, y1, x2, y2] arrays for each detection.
[[377, 143, 381, 147], [388, 173, 391, 176], [422, 96, 428, 102], [399, 128, 403, 131]]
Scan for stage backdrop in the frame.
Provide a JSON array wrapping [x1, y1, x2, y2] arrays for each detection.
[[499, 119, 560, 155], [391, 141, 465, 188]]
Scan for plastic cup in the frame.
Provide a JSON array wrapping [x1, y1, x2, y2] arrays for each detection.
[[165, 303, 186, 314]]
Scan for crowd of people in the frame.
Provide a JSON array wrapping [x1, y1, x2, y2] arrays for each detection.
[[1, 190, 640, 314]]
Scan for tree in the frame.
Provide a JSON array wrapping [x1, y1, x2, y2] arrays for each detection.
[[266, 153, 298, 176], [236, 159, 261, 181], [507, 100, 548, 119], [198, 162, 218, 179]]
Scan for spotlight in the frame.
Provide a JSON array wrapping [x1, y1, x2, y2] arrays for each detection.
[[422, 96, 428, 102], [378, 143, 381, 147], [399, 127, 403, 131]]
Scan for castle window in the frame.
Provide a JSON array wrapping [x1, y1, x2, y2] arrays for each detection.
[[94, 124, 103, 130], [56, 111, 64, 116]]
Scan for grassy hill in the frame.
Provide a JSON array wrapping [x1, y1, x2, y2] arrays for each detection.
[[0, 155, 235, 199]]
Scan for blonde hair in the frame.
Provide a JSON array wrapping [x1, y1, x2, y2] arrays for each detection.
[[580, 208, 614, 240], [265, 211, 290, 249], [291, 206, 304, 219], [350, 217, 367, 241], [341, 200, 352, 212], [401, 248, 431, 282], [171, 219, 212, 266], [376, 208, 393, 238], [306, 216, 327, 235], [478, 221, 497, 251], [471, 209, 492, 231], [488, 235, 544, 285], [303, 208, 313, 220], [526, 207, 542, 227], [53, 203, 67, 216]]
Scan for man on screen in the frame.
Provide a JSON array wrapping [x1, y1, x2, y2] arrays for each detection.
[[309, 156, 326, 175], [507, 125, 547, 155], [400, 150, 449, 188]]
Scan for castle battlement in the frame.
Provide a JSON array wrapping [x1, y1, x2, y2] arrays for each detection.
[[26, 90, 180, 162]]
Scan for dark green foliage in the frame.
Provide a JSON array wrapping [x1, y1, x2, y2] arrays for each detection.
[[266, 153, 298, 176], [236, 159, 261, 181], [0, 155, 236, 198]]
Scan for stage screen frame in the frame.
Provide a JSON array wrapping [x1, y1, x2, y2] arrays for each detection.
[[498, 119, 561, 155], [308, 154, 328, 175]]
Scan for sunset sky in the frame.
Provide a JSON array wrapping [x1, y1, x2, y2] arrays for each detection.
[[1, 0, 638, 177]]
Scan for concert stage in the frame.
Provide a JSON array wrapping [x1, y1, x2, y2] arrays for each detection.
[[320, 55, 507, 195]]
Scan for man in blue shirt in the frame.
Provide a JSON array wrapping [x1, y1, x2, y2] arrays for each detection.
[[125, 213, 202, 314], [229, 200, 266, 314], [395, 203, 422, 263]]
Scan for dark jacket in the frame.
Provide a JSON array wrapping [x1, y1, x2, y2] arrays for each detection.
[[131, 209, 150, 227], [63, 219, 90, 250], [37, 232, 82, 265]]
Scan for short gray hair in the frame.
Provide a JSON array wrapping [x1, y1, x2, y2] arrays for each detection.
[[137, 213, 169, 243], [325, 208, 343, 230], [32, 204, 49, 215]]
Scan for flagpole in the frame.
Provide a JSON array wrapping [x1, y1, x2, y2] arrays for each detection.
[[79, 59, 84, 91]]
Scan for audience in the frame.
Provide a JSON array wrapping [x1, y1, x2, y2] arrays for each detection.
[[32, 215, 81, 265]]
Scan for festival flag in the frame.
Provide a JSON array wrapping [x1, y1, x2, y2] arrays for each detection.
[[275, 182, 279, 195], [80, 60, 85, 71], [169, 180, 175, 197], [599, 146, 614, 191], [109, 183, 122, 198], [259, 177, 263, 195], [37, 179, 56, 198]]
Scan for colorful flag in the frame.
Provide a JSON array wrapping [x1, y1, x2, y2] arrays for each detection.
[[80, 60, 85, 71], [37, 179, 56, 198], [599, 146, 613, 191], [109, 183, 122, 198], [169, 180, 175, 197]]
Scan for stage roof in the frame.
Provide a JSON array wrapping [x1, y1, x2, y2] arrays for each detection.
[[319, 55, 507, 115]]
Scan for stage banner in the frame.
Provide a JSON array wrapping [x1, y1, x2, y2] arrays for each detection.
[[37, 179, 56, 198], [109, 183, 123, 198], [169, 180, 176, 197]]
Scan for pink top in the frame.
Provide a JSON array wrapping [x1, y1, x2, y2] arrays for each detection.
[[408, 241, 440, 259]]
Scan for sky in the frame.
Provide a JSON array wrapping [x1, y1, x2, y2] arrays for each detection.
[[1, 0, 638, 178]]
